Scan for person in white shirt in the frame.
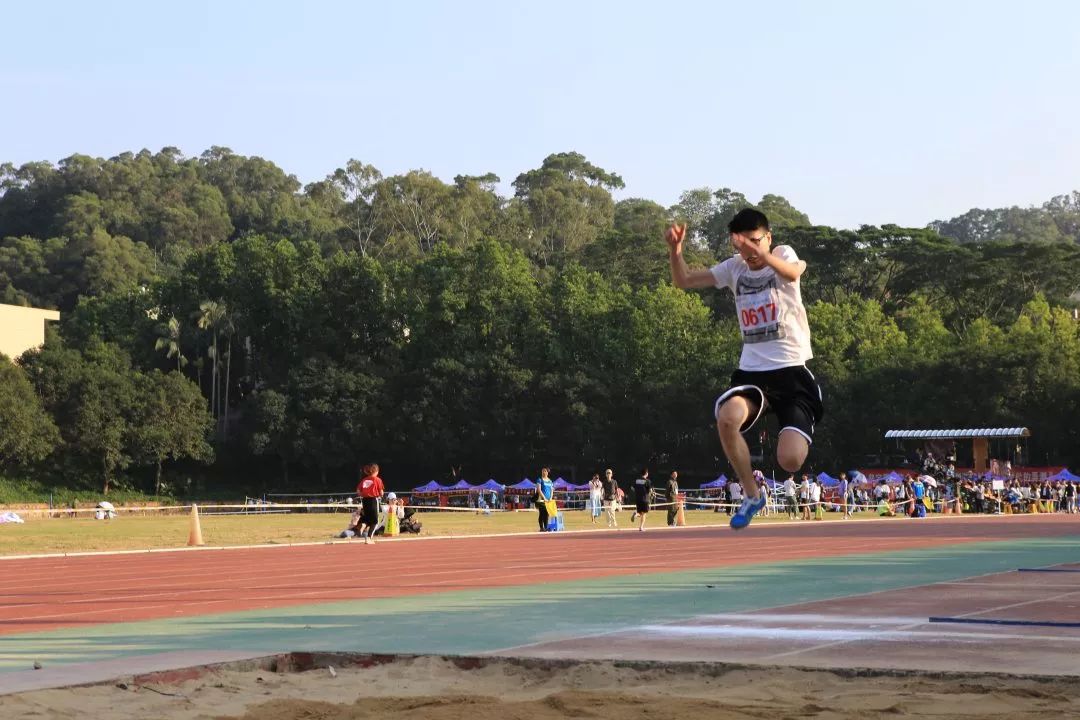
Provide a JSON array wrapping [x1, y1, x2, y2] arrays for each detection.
[[799, 474, 811, 520], [783, 475, 797, 519], [588, 474, 604, 524], [667, 209, 822, 531], [730, 480, 744, 513], [811, 478, 823, 520]]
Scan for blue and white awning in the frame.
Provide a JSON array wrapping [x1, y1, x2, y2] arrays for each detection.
[[884, 428, 1030, 440]]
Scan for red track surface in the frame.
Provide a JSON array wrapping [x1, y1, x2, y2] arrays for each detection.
[[1, 515, 1077, 636]]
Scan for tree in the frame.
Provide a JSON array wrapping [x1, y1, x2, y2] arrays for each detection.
[[669, 188, 718, 247], [323, 159, 384, 256], [154, 316, 186, 372], [580, 199, 715, 288], [758, 194, 811, 228], [511, 152, 624, 264], [371, 171, 456, 258], [196, 300, 227, 423], [132, 370, 214, 494], [676, 188, 812, 258], [247, 389, 296, 487], [0, 357, 60, 467], [0, 235, 59, 307], [227, 236, 326, 389], [288, 358, 383, 485], [895, 296, 953, 363], [1044, 191, 1080, 240], [931, 192, 1080, 245], [22, 340, 141, 494], [701, 187, 752, 256], [197, 147, 306, 238], [390, 239, 546, 469]]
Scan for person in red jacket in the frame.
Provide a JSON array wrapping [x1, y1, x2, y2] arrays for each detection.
[[357, 463, 385, 544]]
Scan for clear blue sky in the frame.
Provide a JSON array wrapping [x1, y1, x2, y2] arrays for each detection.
[[3, 0, 1078, 228]]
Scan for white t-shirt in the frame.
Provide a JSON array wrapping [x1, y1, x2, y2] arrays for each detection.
[[783, 478, 796, 497], [709, 245, 813, 371]]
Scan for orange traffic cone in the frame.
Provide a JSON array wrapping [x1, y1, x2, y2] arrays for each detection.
[[675, 500, 686, 527], [187, 503, 204, 546]]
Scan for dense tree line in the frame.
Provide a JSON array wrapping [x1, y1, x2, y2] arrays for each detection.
[[1, 148, 1078, 495]]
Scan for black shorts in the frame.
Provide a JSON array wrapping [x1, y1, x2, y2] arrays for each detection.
[[361, 497, 380, 526], [714, 365, 823, 443], [635, 501, 650, 513]]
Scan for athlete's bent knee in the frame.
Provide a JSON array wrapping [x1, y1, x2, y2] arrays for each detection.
[[716, 405, 746, 437], [777, 449, 805, 473], [776, 431, 809, 472]]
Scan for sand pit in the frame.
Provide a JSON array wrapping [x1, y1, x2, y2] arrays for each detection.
[[3, 655, 1079, 720]]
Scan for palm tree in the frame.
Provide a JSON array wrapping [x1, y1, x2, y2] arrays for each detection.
[[196, 300, 227, 421], [221, 314, 236, 439], [154, 316, 186, 372]]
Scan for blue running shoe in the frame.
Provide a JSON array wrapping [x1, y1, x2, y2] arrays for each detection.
[[730, 494, 766, 530]]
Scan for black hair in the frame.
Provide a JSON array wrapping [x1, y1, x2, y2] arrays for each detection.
[[727, 208, 770, 234]]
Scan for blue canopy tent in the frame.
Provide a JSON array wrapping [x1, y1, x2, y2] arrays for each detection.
[[553, 478, 574, 491], [508, 479, 536, 491], [700, 475, 728, 489], [817, 472, 839, 486], [1048, 469, 1080, 482], [882, 471, 905, 483], [477, 479, 505, 492], [448, 479, 475, 491], [412, 480, 446, 493], [850, 471, 868, 485]]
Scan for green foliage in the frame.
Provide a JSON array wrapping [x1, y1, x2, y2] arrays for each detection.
[[24, 341, 142, 493], [0, 357, 60, 466], [132, 370, 215, 494], [20, 338, 213, 494], [668, 187, 810, 259], [512, 152, 624, 264], [2, 146, 1080, 497], [931, 192, 1080, 245]]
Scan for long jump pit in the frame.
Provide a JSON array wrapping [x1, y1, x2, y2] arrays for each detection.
[[2, 514, 1080, 719]]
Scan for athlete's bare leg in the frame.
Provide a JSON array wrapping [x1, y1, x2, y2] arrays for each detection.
[[716, 395, 762, 500], [777, 429, 809, 473]]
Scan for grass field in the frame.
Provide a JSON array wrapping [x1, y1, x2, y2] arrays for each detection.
[[0, 507, 883, 556]]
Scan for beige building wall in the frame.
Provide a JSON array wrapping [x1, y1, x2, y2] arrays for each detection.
[[0, 303, 61, 361]]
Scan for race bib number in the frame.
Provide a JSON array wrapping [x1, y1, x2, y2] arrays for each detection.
[[735, 276, 784, 344]]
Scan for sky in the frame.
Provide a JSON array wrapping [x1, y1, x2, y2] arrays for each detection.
[[2, 0, 1079, 229]]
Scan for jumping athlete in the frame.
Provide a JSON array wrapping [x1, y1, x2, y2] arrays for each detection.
[[666, 208, 822, 530]]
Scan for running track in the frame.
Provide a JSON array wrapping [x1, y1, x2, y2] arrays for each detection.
[[3, 515, 1078, 635]]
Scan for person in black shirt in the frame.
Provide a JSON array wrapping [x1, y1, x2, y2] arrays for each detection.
[[633, 468, 652, 532], [602, 468, 619, 528]]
